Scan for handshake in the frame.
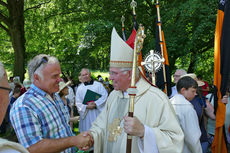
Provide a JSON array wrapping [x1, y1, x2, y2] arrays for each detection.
[[74, 131, 94, 151], [72, 116, 145, 151]]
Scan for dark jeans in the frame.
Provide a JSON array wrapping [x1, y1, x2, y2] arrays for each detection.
[[202, 141, 209, 153]]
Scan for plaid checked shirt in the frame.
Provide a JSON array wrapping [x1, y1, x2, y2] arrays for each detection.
[[10, 84, 75, 153]]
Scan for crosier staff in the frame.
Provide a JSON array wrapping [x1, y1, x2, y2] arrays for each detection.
[[126, 25, 145, 153]]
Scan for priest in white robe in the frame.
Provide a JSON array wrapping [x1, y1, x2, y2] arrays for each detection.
[[75, 68, 108, 132], [79, 28, 184, 153]]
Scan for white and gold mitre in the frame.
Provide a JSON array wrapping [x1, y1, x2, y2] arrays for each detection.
[[110, 28, 133, 68]]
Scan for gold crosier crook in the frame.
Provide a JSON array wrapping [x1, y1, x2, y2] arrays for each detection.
[[155, 0, 168, 95], [126, 25, 146, 153]]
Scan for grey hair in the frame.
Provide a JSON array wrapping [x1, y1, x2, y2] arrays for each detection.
[[28, 54, 59, 82], [0, 61, 5, 79], [176, 69, 187, 75], [120, 67, 140, 78], [80, 68, 90, 74]]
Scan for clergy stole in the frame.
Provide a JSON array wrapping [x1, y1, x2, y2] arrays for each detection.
[[106, 96, 129, 153]]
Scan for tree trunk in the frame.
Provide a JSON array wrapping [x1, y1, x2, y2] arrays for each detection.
[[187, 51, 195, 73], [169, 57, 176, 74], [8, 0, 25, 82]]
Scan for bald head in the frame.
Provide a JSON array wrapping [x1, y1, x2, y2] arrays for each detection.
[[80, 68, 91, 83], [173, 69, 187, 84]]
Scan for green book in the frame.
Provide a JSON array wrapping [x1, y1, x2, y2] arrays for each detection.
[[82, 89, 102, 104]]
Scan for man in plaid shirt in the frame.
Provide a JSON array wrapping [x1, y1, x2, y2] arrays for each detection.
[[10, 54, 92, 153]]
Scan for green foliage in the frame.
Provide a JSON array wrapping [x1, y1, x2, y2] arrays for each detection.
[[0, 0, 218, 83]]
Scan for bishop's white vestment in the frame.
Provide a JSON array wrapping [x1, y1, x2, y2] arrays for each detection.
[[90, 78, 184, 153]]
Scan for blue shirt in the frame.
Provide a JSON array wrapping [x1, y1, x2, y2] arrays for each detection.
[[10, 84, 75, 153], [190, 95, 208, 142]]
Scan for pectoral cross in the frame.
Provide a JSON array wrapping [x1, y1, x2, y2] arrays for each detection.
[[108, 118, 122, 142], [141, 50, 165, 85]]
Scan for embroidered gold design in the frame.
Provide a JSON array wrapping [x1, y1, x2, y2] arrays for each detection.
[[108, 118, 122, 142]]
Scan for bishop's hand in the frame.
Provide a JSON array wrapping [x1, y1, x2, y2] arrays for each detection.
[[77, 131, 94, 151], [123, 116, 145, 138]]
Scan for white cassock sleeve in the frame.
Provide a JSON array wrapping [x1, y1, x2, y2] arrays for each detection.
[[75, 82, 108, 117], [75, 85, 87, 117], [94, 83, 108, 111], [137, 125, 159, 153], [182, 108, 202, 153]]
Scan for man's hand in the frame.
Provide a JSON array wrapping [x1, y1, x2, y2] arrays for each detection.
[[27, 134, 93, 153], [221, 95, 229, 104], [86, 101, 96, 109], [123, 116, 145, 138], [77, 131, 94, 151]]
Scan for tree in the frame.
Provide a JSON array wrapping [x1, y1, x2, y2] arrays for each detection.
[[0, 0, 25, 81], [0, 0, 219, 84]]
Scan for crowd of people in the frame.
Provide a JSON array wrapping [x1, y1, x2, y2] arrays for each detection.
[[0, 27, 229, 153], [170, 69, 230, 153]]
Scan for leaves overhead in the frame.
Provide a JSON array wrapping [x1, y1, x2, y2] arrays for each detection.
[[0, 0, 218, 83]]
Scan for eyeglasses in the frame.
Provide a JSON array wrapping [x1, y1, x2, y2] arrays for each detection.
[[34, 56, 48, 73], [109, 70, 129, 76], [173, 75, 181, 78], [0, 86, 12, 93]]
